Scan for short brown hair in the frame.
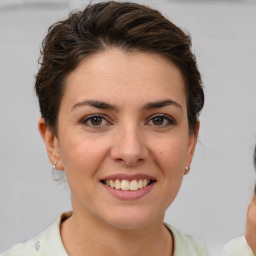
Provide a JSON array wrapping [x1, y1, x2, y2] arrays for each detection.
[[35, 1, 204, 133]]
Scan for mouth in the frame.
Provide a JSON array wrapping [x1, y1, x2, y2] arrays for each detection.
[[100, 178, 156, 191]]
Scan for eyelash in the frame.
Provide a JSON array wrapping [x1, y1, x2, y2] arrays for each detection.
[[79, 114, 111, 127], [79, 114, 175, 128], [146, 114, 175, 127]]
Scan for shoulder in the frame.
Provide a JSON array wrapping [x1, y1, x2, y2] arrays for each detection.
[[224, 236, 255, 256], [1, 212, 71, 256], [1, 229, 48, 256], [165, 223, 208, 256]]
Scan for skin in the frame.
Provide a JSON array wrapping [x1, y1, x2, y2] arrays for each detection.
[[245, 193, 256, 253], [39, 48, 199, 256]]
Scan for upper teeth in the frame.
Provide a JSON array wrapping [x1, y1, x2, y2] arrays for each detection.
[[105, 179, 150, 191]]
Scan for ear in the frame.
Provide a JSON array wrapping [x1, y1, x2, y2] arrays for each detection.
[[38, 118, 64, 170], [185, 121, 200, 173]]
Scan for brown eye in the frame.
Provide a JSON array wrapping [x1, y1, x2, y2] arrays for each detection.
[[147, 114, 175, 127], [152, 116, 164, 125], [81, 115, 108, 127], [90, 116, 103, 126]]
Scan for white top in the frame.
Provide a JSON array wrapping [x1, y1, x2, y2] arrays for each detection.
[[1, 212, 208, 256], [224, 236, 255, 256]]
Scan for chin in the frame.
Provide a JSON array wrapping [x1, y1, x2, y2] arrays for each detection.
[[103, 208, 162, 230]]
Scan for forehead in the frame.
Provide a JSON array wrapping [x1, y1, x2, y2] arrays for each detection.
[[63, 49, 187, 108]]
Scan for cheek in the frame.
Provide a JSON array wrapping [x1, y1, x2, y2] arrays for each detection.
[[153, 136, 189, 170], [59, 135, 110, 177]]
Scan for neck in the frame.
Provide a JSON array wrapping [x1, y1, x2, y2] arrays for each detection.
[[60, 210, 173, 256]]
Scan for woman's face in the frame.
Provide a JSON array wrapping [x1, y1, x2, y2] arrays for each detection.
[[41, 49, 198, 229]]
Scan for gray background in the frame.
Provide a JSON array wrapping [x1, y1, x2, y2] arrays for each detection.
[[0, 0, 256, 252]]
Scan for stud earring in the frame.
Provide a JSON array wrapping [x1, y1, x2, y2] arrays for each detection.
[[51, 160, 64, 182], [53, 161, 57, 170], [184, 166, 190, 174]]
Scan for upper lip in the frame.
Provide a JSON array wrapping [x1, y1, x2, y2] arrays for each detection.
[[101, 173, 157, 181]]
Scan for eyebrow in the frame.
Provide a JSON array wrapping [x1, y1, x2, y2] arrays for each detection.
[[71, 99, 182, 112], [142, 99, 182, 112], [71, 100, 117, 111]]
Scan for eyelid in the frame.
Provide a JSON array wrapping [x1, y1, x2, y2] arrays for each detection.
[[146, 114, 176, 126], [79, 114, 112, 126]]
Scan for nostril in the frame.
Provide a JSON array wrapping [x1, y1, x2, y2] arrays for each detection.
[[109, 133, 149, 166]]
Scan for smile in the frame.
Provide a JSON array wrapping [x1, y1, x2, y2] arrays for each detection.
[[102, 179, 152, 191], [100, 175, 156, 200]]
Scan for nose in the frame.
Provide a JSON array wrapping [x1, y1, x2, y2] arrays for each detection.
[[110, 124, 149, 167]]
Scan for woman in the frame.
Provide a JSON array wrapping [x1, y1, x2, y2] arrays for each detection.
[[2, 1, 207, 255], [225, 145, 256, 256]]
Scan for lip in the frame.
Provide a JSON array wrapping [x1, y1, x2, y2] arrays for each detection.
[[100, 173, 156, 200], [101, 173, 156, 181], [101, 181, 155, 200]]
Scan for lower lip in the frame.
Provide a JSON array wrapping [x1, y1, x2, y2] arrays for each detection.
[[102, 182, 155, 200]]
